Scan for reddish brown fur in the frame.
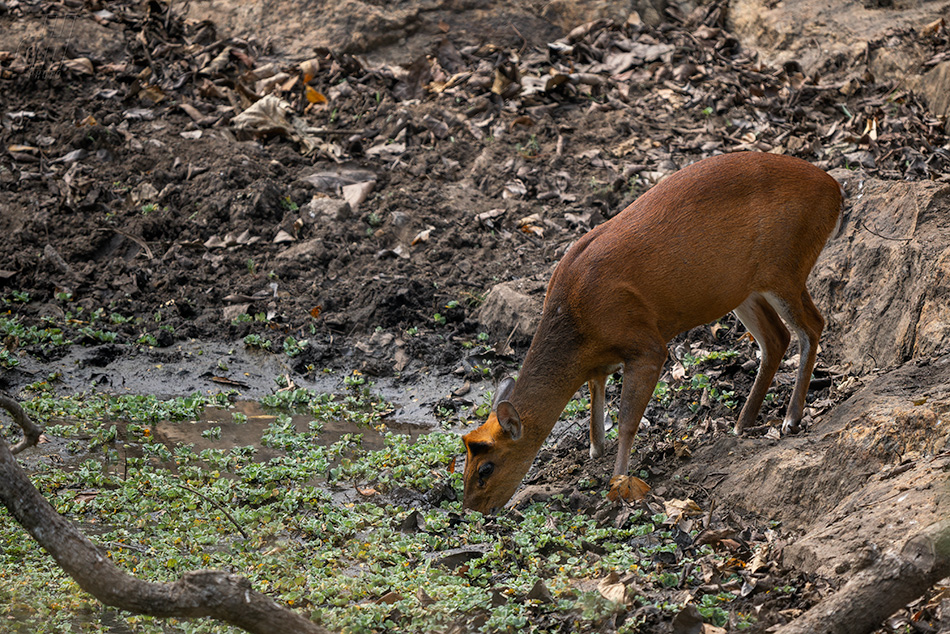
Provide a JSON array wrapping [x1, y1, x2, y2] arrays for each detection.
[[462, 152, 843, 513]]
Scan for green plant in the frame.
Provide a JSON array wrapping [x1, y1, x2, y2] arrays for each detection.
[[515, 134, 541, 158], [244, 334, 272, 350], [283, 336, 309, 358], [136, 333, 158, 346], [280, 196, 299, 212], [141, 203, 158, 215], [0, 349, 19, 368]]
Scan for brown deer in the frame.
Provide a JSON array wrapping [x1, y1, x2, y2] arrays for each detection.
[[462, 151, 843, 513]]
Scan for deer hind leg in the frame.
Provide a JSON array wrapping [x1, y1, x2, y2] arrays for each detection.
[[613, 341, 667, 477], [588, 375, 607, 459], [763, 290, 825, 434], [733, 293, 791, 434]]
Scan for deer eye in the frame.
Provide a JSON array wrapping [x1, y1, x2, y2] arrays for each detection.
[[478, 462, 495, 483]]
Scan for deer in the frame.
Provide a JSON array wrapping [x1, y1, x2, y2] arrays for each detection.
[[461, 151, 843, 514]]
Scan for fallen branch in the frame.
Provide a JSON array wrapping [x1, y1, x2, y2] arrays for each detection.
[[776, 519, 950, 634], [0, 397, 326, 634], [0, 391, 43, 454]]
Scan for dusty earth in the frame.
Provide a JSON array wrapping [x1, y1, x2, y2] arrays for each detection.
[[2, 0, 950, 631]]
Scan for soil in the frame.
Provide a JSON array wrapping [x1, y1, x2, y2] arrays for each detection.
[[2, 0, 950, 631]]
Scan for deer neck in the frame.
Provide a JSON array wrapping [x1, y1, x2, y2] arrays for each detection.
[[508, 312, 589, 449]]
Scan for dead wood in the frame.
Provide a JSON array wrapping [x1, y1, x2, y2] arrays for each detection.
[[776, 518, 950, 634], [0, 397, 326, 634], [0, 391, 44, 454]]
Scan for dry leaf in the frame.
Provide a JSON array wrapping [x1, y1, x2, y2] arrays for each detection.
[[305, 86, 327, 104], [509, 115, 535, 130], [375, 591, 402, 604], [673, 440, 692, 459], [310, 306, 322, 319], [412, 228, 432, 245], [64, 57, 94, 75], [597, 571, 634, 606], [232, 94, 294, 137], [607, 474, 651, 502], [299, 58, 321, 83], [664, 498, 703, 524], [357, 486, 378, 497]]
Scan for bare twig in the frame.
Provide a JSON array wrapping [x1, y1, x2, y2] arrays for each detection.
[[173, 480, 249, 540]]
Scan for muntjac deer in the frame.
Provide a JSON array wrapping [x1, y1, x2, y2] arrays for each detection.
[[462, 151, 843, 513]]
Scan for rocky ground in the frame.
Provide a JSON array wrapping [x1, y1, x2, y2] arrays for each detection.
[[2, 0, 950, 631]]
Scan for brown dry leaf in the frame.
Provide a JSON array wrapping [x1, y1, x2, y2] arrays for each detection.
[[703, 625, 727, 634], [232, 94, 294, 137], [412, 228, 432, 245], [476, 208, 506, 224], [695, 528, 735, 547], [597, 571, 634, 606], [211, 376, 250, 388], [75, 490, 99, 503], [607, 474, 651, 502], [138, 83, 166, 104], [673, 440, 692, 459], [357, 486, 378, 497], [447, 456, 456, 474], [64, 57, 94, 75], [509, 115, 535, 130], [416, 588, 436, 606], [375, 591, 402, 605], [491, 68, 516, 96], [670, 360, 687, 380], [720, 539, 742, 552], [747, 543, 771, 574], [921, 17, 945, 37], [280, 75, 299, 92], [179, 103, 204, 122], [305, 86, 327, 104], [309, 305, 322, 318], [299, 59, 321, 83], [663, 498, 703, 524]]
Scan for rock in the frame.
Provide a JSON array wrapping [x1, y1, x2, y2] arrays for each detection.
[[811, 173, 950, 370], [275, 238, 327, 261], [475, 278, 547, 346], [303, 196, 351, 222], [916, 61, 950, 123], [273, 229, 295, 243]]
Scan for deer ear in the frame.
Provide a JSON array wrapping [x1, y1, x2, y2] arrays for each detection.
[[495, 401, 522, 441], [493, 376, 516, 409]]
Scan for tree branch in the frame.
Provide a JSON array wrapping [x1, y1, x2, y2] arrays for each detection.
[[0, 392, 44, 454], [0, 397, 326, 634]]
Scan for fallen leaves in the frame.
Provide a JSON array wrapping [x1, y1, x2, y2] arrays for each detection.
[[607, 474, 651, 502]]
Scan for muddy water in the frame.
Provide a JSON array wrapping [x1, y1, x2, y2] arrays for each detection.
[[152, 400, 432, 463]]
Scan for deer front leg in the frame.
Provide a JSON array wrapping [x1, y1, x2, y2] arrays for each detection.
[[613, 344, 667, 477]]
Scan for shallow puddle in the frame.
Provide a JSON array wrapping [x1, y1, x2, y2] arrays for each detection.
[[152, 399, 430, 462], [36, 398, 436, 476]]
